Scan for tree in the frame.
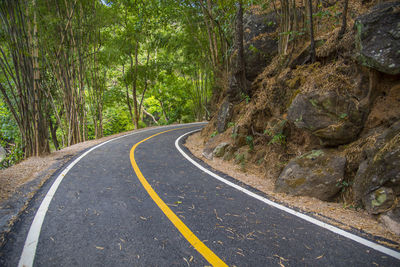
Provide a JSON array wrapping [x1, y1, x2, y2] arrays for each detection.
[[0, 0, 218, 164], [0, 0, 50, 157], [227, 0, 247, 101]]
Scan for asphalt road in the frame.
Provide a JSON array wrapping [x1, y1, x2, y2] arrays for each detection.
[[1, 124, 400, 266]]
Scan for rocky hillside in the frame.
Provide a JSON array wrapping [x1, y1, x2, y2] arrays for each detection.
[[200, 1, 400, 235]]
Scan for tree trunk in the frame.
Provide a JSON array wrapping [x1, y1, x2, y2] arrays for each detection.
[[49, 118, 60, 150], [158, 99, 169, 123], [138, 49, 150, 118], [308, 0, 316, 63], [132, 41, 139, 129], [227, 0, 247, 101], [123, 63, 134, 125], [337, 0, 349, 40]]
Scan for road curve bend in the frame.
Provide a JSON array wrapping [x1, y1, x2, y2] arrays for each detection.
[[0, 124, 399, 266]]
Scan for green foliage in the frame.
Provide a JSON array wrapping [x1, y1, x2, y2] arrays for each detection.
[[336, 180, 351, 193], [0, 144, 23, 169], [227, 122, 236, 128], [235, 153, 246, 169], [241, 93, 250, 104], [0, 100, 23, 168], [266, 21, 276, 27], [295, 115, 303, 123], [248, 44, 259, 54], [268, 133, 286, 146], [0, 0, 220, 167], [313, 10, 332, 19], [210, 130, 218, 138], [246, 135, 254, 151], [103, 107, 134, 137], [280, 30, 305, 42], [0, 101, 20, 144], [309, 99, 318, 107]]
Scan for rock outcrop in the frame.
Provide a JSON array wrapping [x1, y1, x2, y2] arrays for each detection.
[[380, 206, 400, 235], [243, 10, 278, 81], [354, 121, 400, 204], [275, 150, 346, 201], [288, 90, 367, 146], [354, 1, 400, 75], [213, 142, 229, 158], [216, 100, 233, 133], [363, 187, 396, 215], [201, 0, 400, 237], [352, 120, 400, 233]]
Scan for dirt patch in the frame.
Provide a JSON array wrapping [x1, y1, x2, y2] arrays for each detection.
[[185, 132, 400, 247], [365, 83, 400, 130]]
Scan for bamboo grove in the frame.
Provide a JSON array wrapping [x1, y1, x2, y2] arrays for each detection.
[[0, 0, 221, 158]]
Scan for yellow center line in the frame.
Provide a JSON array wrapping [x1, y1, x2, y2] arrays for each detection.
[[129, 128, 228, 267]]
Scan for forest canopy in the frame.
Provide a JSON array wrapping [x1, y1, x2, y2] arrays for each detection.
[[0, 0, 244, 166], [0, 0, 346, 167]]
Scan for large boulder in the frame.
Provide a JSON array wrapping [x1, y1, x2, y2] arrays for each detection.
[[380, 206, 400, 235], [202, 146, 214, 160], [216, 100, 233, 133], [363, 187, 396, 215], [288, 90, 367, 146], [275, 150, 346, 201], [354, 2, 400, 75], [213, 142, 230, 158], [243, 10, 278, 81], [353, 123, 400, 206]]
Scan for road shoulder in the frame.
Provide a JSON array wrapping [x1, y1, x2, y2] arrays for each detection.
[[184, 131, 400, 249]]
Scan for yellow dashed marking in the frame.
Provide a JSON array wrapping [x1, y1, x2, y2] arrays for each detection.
[[130, 128, 228, 267]]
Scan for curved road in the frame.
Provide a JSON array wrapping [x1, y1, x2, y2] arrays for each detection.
[[1, 124, 400, 266]]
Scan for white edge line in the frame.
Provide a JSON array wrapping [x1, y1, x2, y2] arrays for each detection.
[[18, 122, 206, 267], [175, 129, 400, 261]]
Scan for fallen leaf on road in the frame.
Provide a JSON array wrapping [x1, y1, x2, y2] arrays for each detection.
[[214, 209, 223, 222], [316, 254, 324, 259], [273, 254, 288, 261], [183, 257, 190, 267]]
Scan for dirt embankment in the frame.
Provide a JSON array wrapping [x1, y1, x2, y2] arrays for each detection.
[[192, 1, 400, 246]]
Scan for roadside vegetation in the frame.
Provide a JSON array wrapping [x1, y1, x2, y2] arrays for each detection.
[[0, 0, 241, 166]]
